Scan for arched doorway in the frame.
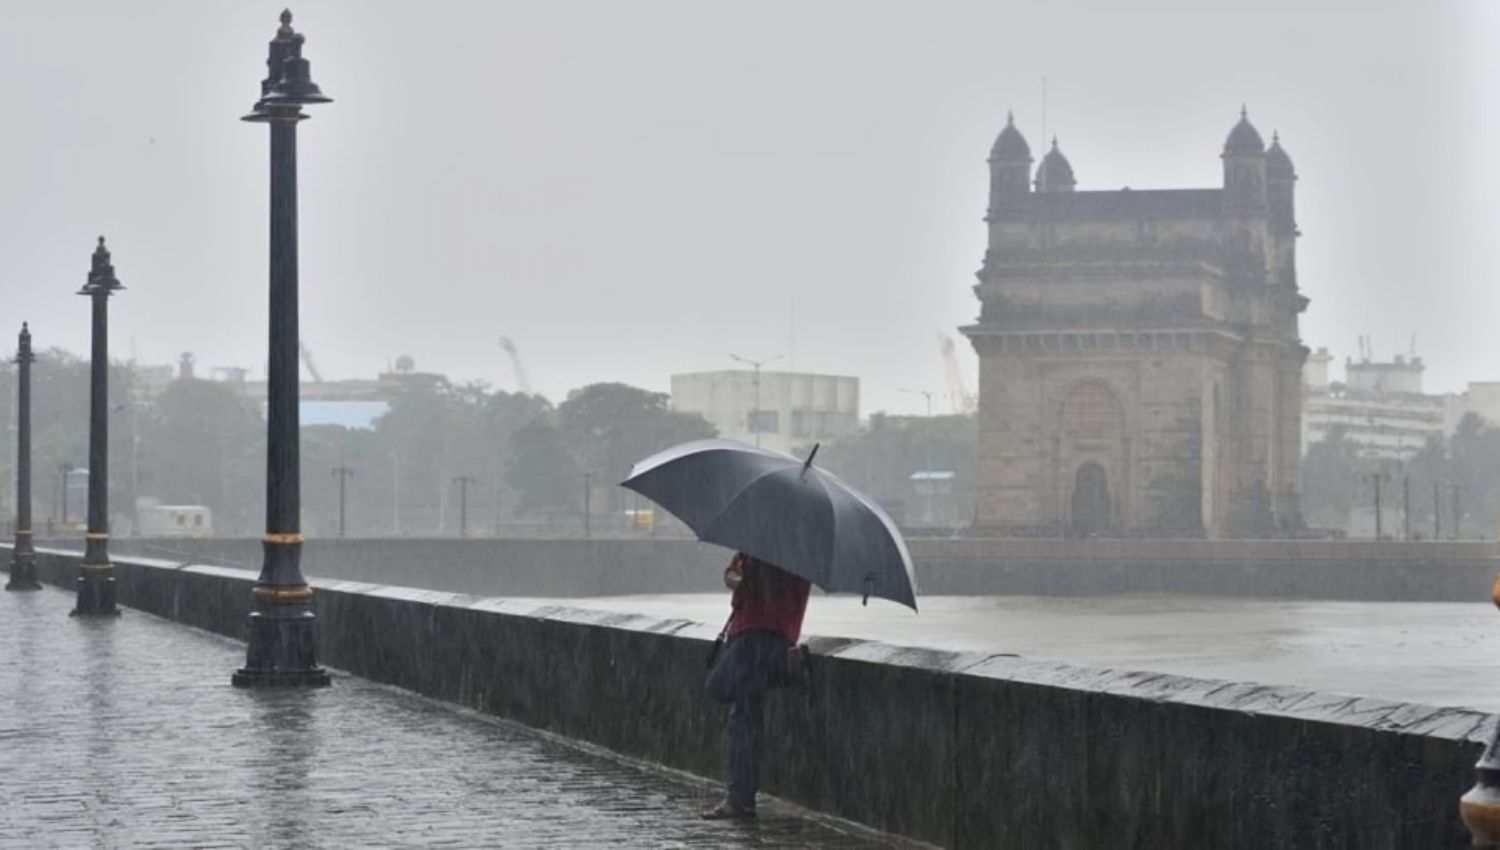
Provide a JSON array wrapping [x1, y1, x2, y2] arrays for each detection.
[[1071, 461, 1110, 536]]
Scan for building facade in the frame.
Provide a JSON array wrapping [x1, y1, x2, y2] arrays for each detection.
[[962, 110, 1309, 537], [1302, 349, 1445, 460], [670, 370, 858, 455]]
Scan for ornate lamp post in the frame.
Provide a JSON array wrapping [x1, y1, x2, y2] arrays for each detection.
[[232, 9, 332, 686], [6, 323, 40, 591], [72, 238, 123, 617]]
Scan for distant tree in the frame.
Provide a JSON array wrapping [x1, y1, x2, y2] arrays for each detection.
[[815, 412, 977, 526], [0, 349, 135, 531], [363, 379, 552, 534], [506, 419, 582, 518], [555, 383, 716, 512], [137, 377, 263, 533], [1300, 426, 1364, 531]]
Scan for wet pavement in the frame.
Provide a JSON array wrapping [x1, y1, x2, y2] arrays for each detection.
[[0, 585, 913, 848], [527, 593, 1500, 713]]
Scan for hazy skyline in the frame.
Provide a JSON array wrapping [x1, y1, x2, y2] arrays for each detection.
[[0, 1, 1491, 416]]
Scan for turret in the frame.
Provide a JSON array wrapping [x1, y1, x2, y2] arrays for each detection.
[[1222, 106, 1267, 212], [1035, 137, 1076, 193], [1266, 132, 1297, 235], [988, 111, 1032, 212]]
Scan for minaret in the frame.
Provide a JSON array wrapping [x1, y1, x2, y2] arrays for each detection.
[[1266, 132, 1297, 237], [1221, 106, 1268, 213], [987, 111, 1032, 215], [1035, 137, 1077, 193]]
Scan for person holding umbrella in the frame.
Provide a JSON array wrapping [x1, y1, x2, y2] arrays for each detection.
[[701, 551, 811, 820], [621, 438, 920, 820]]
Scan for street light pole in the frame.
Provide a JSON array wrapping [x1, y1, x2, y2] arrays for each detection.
[[902, 388, 939, 524], [1434, 481, 1442, 540], [1453, 485, 1464, 540], [1402, 475, 1410, 541], [583, 471, 594, 539], [233, 9, 333, 687], [332, 465, 354, 537], [59, 463, 72, 527], [453, 475, 475, 538], [72, 238, 123, 618], [730, 353, 783, 449], [7, 323, 39, 591]]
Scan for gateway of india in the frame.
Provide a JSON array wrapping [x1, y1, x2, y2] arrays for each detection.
[[961, 109, 1308, 537]]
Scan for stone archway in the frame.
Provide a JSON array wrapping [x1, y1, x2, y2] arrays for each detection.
[[1071, 461, 1110, 536]]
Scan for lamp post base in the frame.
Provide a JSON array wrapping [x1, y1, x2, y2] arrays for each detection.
[[71, 569, 119, 616], [5, 555, 41, 591], [232, 606, 331, 687]]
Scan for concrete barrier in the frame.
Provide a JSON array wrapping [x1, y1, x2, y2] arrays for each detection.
[[80, 536, 1500, 602], [17, 548, 1492, 848]]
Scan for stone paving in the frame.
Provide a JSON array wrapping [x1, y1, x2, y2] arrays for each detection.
[[0, 585, 914, 848]]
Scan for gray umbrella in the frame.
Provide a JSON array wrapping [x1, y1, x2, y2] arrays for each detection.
[[621, 439, 919, 610]]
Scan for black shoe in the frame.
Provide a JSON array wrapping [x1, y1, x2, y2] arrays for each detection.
[[701, 801, 757, 820]]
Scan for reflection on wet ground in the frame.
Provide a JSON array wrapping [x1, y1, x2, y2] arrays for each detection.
[[528, 593, 1500, 712], [0, 585, 913, 848]]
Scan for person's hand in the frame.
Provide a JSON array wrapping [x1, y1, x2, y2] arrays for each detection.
[[723, 564, 743, 590]]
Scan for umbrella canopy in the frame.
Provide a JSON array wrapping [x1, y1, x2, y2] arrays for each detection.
[[621, 439, 918, 610]]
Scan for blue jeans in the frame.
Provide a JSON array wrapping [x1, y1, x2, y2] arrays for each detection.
[[704, 629, 793, 810]]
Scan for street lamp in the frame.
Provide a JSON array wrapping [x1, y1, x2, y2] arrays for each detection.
[[6, 323, 40, 591], [583, 471, 594, 539], [901, 388, 939, 525], [233, 9, 333, 687], [730, 353, 783, 449], [332, 465, 354, 537], [57, 462, 72, 528], [72, 237, 124, 618], [453, 475, 475, 538]]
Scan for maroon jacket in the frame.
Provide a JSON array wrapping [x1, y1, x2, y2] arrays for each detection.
[[725, 553, 811, 644]]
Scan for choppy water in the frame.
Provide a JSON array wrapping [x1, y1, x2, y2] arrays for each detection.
[[524, 593, 1500, 712]]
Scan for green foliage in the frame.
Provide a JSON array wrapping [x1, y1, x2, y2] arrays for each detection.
[[554, 383, 716, 512], [506, 419, 581, 518], [1301, 414, 1500, 539], [138, 377, 263, 534], [815, 412, 977, 526]]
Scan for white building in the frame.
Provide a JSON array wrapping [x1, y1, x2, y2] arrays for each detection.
[[670, 370, 859, 455], [1443, 382, 1500, 434], [1302, 349, 1445, 460]]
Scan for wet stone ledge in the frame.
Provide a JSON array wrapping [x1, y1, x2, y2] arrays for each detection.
[[18, 547, 1495, 849]]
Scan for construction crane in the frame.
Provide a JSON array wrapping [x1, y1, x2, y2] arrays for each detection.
[[938, 333, 977, 415], [299, 339, 324, 383], [499, 336, 533, 395]]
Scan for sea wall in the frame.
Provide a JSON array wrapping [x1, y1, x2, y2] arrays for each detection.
[[18, 547, 1491, 848], [80, 536, 1500, 602]]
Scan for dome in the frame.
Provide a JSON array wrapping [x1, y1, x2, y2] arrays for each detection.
[[990, 111, 1032, 162], [1223, 106, 1265, 156], [1035, 138, 1076, 192], [1266, 132, 1295, 178]]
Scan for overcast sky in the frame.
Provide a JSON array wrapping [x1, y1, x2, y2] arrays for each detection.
[[0, 1, 1491, 415]]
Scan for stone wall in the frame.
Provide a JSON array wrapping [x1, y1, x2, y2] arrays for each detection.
[[18, 547, 1493, 848], [77, 536, 1500, 602]]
